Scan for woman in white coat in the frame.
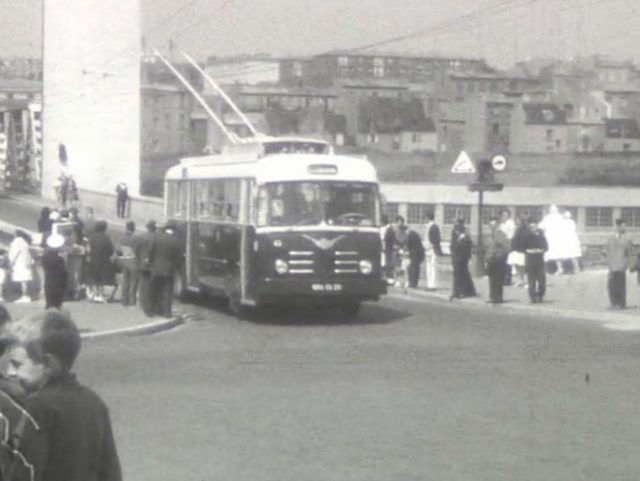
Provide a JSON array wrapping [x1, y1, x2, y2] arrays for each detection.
[[539, 205, 565, 274], [8, 229, 34, 302]]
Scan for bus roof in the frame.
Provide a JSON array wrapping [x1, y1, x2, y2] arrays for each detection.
[[222, 135, 333, 156], [165, 153, 379, 184]]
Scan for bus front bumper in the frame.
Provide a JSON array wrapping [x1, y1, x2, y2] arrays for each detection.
[[256, 277, 387, 304]]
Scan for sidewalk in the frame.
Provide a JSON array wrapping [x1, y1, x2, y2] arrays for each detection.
[[2, 193, 639, 331], [389, 266, 640, 330], [4, 297, 184, 339], [1, 193, 182, 338]]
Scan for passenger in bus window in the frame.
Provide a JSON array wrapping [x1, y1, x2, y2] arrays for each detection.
[[271, 198, 284, 223]]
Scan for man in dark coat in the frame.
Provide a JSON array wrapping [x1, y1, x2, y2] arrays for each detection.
[[606, 218, 633, 309], [87, 220, 114, 303], [118, 221, 139, 307], [41, 234, 68, 309], [521, 218, 549, 303], [135, 220, 157, 316], [449, 219, 476, 300], [485, 217, 510, 304], [406, 228, 425, 288], [115, 182, 129, 218], [148, 221, 182, 318], [382, 215, 395, 282]]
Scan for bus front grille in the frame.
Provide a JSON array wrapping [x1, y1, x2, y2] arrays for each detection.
[[288, 251, 315, 274], [333, 252, 359, 274]]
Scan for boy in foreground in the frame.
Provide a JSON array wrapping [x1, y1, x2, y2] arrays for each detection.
[[5, 310, 122, 481]]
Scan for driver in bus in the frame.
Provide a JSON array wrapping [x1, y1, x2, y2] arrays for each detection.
[[294, 185, 321, 225]]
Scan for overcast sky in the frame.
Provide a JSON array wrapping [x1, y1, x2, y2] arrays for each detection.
[[0, 0, 638, 68]]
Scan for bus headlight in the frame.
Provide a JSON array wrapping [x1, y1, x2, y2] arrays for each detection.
[[359, 259, 373, 274], [275, 259, 289, 275]]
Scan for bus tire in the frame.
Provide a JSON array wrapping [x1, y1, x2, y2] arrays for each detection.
[[338, 301, 361, 319], [228, 292, 251, 319]]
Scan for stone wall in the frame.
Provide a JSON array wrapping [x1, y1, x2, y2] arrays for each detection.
[[77, 189, 163, 227]]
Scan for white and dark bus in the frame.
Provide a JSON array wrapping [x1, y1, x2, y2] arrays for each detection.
[[164, 137, 386, 317]]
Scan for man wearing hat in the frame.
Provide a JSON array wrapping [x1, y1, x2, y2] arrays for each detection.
[[148, 220, 183, 318], [41, 233, 68, 309], [135, 220, 157, 316]]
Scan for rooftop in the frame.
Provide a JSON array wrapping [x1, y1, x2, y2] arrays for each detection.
[[358, 97, 435, 134]]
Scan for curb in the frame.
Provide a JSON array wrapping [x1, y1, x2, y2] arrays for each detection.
[[81, 315, 185, 339], [387, 286, 640, 326]]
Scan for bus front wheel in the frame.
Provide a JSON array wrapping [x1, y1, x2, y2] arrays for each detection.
[[338, 301, 361, 319], [228, 292, 251, 319]]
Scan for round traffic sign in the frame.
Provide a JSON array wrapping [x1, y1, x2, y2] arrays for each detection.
[[491, 155, 507, 171]]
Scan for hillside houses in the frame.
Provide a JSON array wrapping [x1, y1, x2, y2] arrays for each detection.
[[200, 53, 640, 159]]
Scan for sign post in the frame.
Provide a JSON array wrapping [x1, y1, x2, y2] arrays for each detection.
[[451, 152, 506, 276], [468, 158, 505, 276]]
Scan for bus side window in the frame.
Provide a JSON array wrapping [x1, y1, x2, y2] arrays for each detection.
[[257, 188, 268, 226], [168, 181, 188, 218]]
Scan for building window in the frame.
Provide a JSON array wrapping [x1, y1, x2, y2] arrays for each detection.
[[444, 204, 471, 225], [585, 207, 613, 228], [482, 206, 508, 225], [492, 123, 500, 135], [546, 129, 553, 140], [412, 133, 421, 143], [338, 56, 349, 67], [621, 207, 640, 228], [383, 202, 399, 220], [373, 57, 384, 77], [367, 133, 379, 144], [407, 203, 436, 225], [558, 206, 579, 223], [515, 205, 544, 223], [555, 139, 561, 148]]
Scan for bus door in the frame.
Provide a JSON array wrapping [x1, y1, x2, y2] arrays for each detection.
[[194, 222, 239, 295]]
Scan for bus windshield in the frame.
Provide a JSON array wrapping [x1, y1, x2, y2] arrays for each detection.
[[258, 181, 379, 227]]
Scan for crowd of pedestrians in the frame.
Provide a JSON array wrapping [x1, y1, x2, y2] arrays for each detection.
[[0, 197, 190, 480], [0, 205, 183, 319], [381, 205, 593, 305]]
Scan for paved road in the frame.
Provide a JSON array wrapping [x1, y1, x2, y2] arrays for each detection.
[[76, 294, 640, 481], [0, 194, 46, 232]]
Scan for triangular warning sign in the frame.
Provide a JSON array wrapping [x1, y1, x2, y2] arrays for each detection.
[[451, 150, 476, 173]]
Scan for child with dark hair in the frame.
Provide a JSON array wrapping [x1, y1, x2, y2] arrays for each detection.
[[5, 310, 122, 481]]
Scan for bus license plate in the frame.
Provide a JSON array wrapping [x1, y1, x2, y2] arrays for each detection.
[[312, 283, 342, 292]]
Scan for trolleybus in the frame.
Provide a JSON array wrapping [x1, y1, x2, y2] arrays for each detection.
[[164, 137, 386, 317]]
